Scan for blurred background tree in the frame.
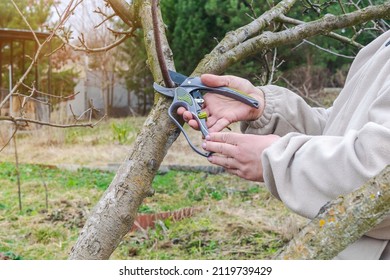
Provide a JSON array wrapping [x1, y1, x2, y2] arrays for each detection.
[[0, 0, 78, 107], [117, 30, 154, 116], [0, 0, 54, 30]]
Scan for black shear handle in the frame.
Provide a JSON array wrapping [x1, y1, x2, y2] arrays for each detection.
[[168, 101, 212, 158], [183, 77, 260, 109]]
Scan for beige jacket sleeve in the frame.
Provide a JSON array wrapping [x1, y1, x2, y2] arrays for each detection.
[[240, 85, 331, 136], [240, 75, 390, 225]]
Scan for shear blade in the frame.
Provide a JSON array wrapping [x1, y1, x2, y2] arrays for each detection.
[[153, 82, 175, 97], [168, 70, 188, 85]]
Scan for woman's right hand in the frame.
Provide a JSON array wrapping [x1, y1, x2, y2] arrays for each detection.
[[177, 74, 265, 132]]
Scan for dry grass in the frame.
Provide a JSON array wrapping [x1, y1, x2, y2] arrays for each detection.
[[0, 116, 306, 260], [0, 116, 217, 167]]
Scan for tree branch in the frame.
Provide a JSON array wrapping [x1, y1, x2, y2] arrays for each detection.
[[197, 1, 390, 74], [55, 31, 132, 53], [0, 0, 77, 109], [277, 165, 390, 260], [152, 0, 174, 88], [105, 0, 141, 28], [195, 0, 298, 75], [0, 115, 105, 129], [277, 14, 364, 49]]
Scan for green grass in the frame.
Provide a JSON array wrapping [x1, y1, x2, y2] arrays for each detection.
[[0, 162, 113, 190], [0, 161, 299, 260], [64, 117, 144, 146]]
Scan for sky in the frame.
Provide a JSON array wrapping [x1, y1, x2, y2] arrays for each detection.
[[51, 0, 109, 37]]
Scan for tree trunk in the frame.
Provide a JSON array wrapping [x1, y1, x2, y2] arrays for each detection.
[[69, 0, 180, 259], [277, 165, 390, 260]]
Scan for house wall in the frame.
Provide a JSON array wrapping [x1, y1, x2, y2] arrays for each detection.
[[67, 70, 139, 118]]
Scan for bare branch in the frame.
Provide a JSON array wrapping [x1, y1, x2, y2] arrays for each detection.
[[301, 39, 356, 59], [202, 2, 390, 74], [10, 0, 40, 45], [0, 0, 79, 109], [277, 165, 390, 260], [21, 83, 80, 101], [0, 126, 18, 153], [279, 77, 324, 107], [55, 25, 134, 53], [277, 14, 364, 48], [267, 48, 278, 85], [152, 0, 174, 87], [195, 0, 299, 75], [0, 115, 106, 129], [105, 0, 141, 28]]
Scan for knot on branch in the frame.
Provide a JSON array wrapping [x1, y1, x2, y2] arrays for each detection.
[[147, 158, 159, 173]]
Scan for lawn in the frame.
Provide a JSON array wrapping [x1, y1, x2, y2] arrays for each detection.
[[0, 117, 305, 260]]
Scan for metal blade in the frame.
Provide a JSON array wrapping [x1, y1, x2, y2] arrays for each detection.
[[168, 70, 188, 85], [153, 83, 175, 97]]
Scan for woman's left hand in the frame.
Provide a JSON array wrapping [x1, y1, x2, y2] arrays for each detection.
[[203, 132, 280, 182]]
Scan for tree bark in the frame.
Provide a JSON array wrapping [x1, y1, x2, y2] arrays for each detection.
[[277, 165, 390, 260], [69, 0, 180, 259]]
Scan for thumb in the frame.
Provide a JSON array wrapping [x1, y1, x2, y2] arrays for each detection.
[[201, 74, 232, 88], [201, 74, 258, 96]]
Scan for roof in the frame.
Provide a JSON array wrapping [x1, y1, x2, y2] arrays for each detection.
[[0, 28, 51, 41]]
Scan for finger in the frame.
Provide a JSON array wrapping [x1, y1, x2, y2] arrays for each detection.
[[201, 74, 230, 88], [206, 117, 230, 133], [188, 119, 200, 130], [177, 107, 187, 116], [203, 138, 237, 158], [201, 74, 254, 94], [176, 107, 193, 122], [207, 132, 241, 145], [176, 107, 200, 129], [182, 111, 194, 122]]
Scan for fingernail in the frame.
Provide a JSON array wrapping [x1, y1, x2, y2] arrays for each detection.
[[202, 142, 206, 149], [205, 135, 211, 141]]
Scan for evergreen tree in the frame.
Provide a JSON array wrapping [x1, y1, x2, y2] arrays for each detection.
[[161, 0, 388, 88], [0, 0, 78, 104], [0, 0, 54, 30]]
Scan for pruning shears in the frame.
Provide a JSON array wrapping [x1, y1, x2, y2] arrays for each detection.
[[153, 71, 260, 157]]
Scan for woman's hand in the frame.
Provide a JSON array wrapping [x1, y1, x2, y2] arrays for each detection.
[[203, 132, 280, 182], [177, 74, 265, 133]]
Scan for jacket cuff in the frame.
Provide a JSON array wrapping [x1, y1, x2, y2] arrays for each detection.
[[240, 86, 276, 133]]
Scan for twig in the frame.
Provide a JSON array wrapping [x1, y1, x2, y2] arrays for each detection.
[[12, 128, 22, 212], [301, 39, 356, 59], [56, 32, 132, 53], [10, 0, 40, 45], [277, 14, 364, 49], [21, 83, 80, 101], [0, 126, 18, 153], [152, 0, 174, 87], [280, 77, 324, 107], [0, 115, 106, 129], [0, 0, 74, 109], [38, 169, 49, 210], [216, 2, 390, 73], [268, 48, 278, 85]]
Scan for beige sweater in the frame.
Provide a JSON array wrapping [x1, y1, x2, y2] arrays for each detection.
[[241, 31, 390, 259]]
